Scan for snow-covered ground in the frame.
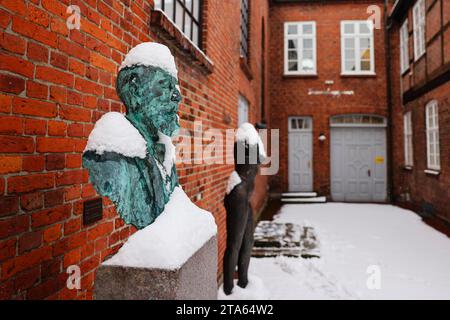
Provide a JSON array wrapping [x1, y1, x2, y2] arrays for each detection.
[[219, 203, 450, 300]]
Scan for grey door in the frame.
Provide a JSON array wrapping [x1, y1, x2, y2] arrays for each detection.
[[289, 118, 313, 192], [331, 127, 387, 202]]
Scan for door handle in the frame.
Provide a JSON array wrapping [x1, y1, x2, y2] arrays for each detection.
[[368, 169, 371, 177], [308, 161, 311, 169]]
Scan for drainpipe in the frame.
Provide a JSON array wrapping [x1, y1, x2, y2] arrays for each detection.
[[384, 0, 394, 203]]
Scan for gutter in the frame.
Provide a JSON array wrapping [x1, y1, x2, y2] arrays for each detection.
[[384, 0, 394, 203]]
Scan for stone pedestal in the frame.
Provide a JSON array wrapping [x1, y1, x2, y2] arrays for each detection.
[[94, 236, 217, 300]]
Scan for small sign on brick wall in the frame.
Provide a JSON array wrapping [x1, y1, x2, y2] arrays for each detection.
[[83, 198, 103, 226]]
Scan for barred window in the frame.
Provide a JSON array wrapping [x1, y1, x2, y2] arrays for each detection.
[[240, 0, 250, 59], [155, 0, 202, 48]]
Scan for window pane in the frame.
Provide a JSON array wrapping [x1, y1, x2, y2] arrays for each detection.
[[184, 15, 192, 39], [345, 49, 355, 59], [175, 1, 183, 29], [287, 25, 298, 35], [344, 23, 355, 34], [361, 60, 371, 71], [362, 115, 371, 124], [193, 24, 199, 46], [288, 39, 298, 49], [303, 49, 313, 60], [155, 0, 162, 10], [360, 38, 370, 49], [288, 50, 298, 60], [303, 38, 313, 49], [344, 38, 355, 49], [291, 119, 298, 130], [360, 48, 371, 60], [185, 0, 193, 11], [288, 61, 298, 71], [302, 59, 314, 71], [360, 22, 371, 34], [165, 0, 174, 20], [302, 24, 313, 34], [345, 60, 356, 71], [193, 0, 200, 20]]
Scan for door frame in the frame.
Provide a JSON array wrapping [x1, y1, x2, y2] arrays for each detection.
[[288, 116, 313, 192], [330, 114, 388, 202]]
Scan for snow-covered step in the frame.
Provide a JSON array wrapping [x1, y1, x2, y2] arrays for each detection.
[[282, 192, 318, 198], [281, 196, 327, 204]]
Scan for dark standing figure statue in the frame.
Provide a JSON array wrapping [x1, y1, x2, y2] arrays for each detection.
[[223, 123, 266, 295]]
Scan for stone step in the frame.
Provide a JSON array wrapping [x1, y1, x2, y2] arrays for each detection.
[[282, 192, 318, 198], [281, 196, 327, 204]]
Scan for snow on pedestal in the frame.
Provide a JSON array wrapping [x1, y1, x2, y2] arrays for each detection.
[[104, 187, 217, 270], [95, 187, 218, 300]]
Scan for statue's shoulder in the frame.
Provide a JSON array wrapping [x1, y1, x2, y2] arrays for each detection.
[[84, 112, 147, 159]]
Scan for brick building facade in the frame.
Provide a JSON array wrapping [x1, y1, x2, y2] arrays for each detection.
[[269, 0, 390, 201], [0, 0, 448, 300], [0, 0, 269, 299], [389, 0, 449, 225]]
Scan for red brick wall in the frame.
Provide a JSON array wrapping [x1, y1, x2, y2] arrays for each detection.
[[268, 1, 388, 195], [390, 0, 450, 223], [0, 0, 269, 299]]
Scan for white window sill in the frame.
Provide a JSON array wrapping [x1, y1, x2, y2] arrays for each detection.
[[284, 72, 317, 77], [424, 169, 440, 176], [404, 165, 413, 171], [341, 72, 376, 77]]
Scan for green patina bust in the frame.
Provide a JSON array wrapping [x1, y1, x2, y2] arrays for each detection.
[[83, 43, 181, 229]]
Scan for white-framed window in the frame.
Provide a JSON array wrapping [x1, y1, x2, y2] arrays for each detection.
[[413, 0, 426, 61], [341, 20, 375, 75], [400, 19, 409, 73], [238, 95, 249, 126], [425, 100, 440, 170], [289, 117, 312, 132], [284, 21, 317, 75], [403, 112, 413, 166]]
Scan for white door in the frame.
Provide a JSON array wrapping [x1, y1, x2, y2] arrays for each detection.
[[330, 115, 387, 202], [289, 117, 313, 192]]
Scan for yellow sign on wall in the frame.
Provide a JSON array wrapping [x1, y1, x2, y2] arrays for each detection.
[[375, 156, 385, 165]]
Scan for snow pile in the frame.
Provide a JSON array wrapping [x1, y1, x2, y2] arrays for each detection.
[[235, 123, 267, 159], [226, 171, 242, 195], [218, 275, 269, 300], [84, 112, 147, 159], [240, 203, 450, 300], [104, 187, 217, 270], [119, 42, 178, 79]]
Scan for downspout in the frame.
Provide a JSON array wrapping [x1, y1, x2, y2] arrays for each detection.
[[384, 0, 394, 203]]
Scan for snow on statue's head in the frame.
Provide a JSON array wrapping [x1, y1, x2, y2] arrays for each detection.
[[117, 42, 181, 137], [234, 122, 266, 179]]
